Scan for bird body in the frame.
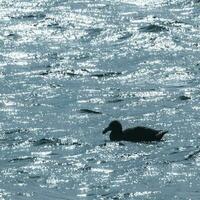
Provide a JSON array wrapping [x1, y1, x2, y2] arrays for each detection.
[[103, 121, 167, 142]]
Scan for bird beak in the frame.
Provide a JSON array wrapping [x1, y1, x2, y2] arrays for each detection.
[[102, 126, 110, 134]]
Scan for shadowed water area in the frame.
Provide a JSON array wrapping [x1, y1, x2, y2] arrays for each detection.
[[0, 0, 200, 199]]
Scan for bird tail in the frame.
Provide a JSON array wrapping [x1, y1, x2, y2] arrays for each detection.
[[156, 130, 168, 140]]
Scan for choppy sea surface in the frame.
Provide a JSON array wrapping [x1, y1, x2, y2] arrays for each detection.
[[0, 0, 200, 199]]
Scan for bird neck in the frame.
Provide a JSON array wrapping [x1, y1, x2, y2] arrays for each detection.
[[110, 129, 123, 141]]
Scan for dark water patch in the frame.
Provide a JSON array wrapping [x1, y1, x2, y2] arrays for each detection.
[[71, 141, 82, 146], [39, 69, 83, 77], [196, 63, 200, 66], [9, 156, 36, 163], [86, 27, 103, 36], [165, 20, 187, 28], [47, 52, 59, 60], [118, 142, 125, 146], [48, 152, 59, 156], [184, 149, 200, 160], [39, 70, 52, 76], [5, 33, 20, 40], [47, 22, 62, 29], [48, 69, 79, 77], [193, 43, 199, 47], [3, 129, 22, 135], [78, 164, 91, 171], [179, 95, 191, 100], [139, 24, 168, 33], [33, 138, 61, 146], [58, 69, 80, 77], [65, 71, 79, 76], [106, 99, 124, 103], [81, 28, 103, 42], [7, 33, 18, 38], [29, 175, 42, 179], [164, 146, 200, 163], [173, 20, 186, 24], [49, 83, 62, 88], [45, 17, 74, 29], [3, 128, 29, 135], [81, 68, 90, 73], [79, 109, 102, 114], [17, 169, 29, 175], [86, 157, 95, 162], [170, 146, 195, 153], [0, 138, 7, 144], [100, 192, 115, 199], [45, 64, 52, 68], [91, 72, 122, 78], [10, 13, 46, 20], [86, 193, 99, 197], [118, 32, 133, 41], [30, 103, 41, 107], [98, 142, 107, 147]]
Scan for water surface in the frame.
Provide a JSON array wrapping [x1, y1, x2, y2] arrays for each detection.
[[0, 0, 200, 199]]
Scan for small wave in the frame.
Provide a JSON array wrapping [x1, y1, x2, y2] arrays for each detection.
[[184, 149, 200, 160], [9, 156, 36, 163], [28, 175, 42, 181], [10, 12, 46, 20], [91, 72, 122, 78], [179, 95, 191, 100], [39, 70, 51, 76], [33, 138, 61, 146], [39, 69, 82, 77], [139, 24, 168, 33], [47, 22, 61, 29], [166, 146, 199, 163], [6, 33, 20, 40], [79, 109, 102, 114], [106, 99, 124, 103], [118, 32, 133, 40], [86, 28, 103, 35], [78, 164, 92, 171]]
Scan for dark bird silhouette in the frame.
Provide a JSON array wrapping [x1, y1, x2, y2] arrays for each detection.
[[103, 120, 167, 142]]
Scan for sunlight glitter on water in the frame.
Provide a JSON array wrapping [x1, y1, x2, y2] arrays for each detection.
[[121, 0, 165, 6], [0, 0, 200, 199]]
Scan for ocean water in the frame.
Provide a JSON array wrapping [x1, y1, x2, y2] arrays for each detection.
[[0, 0, 200, 199]]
